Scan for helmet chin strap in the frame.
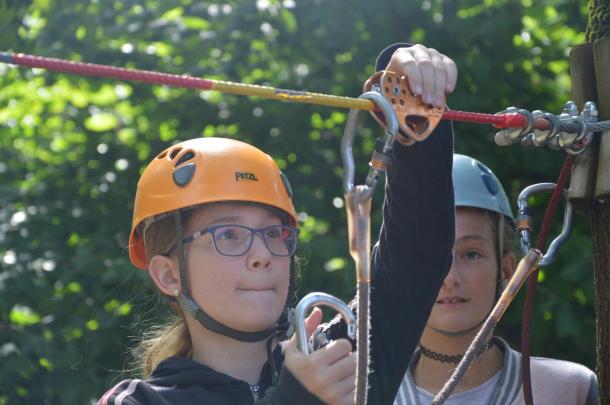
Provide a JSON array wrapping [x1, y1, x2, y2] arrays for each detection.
[[172, 211, 294, 343], [495, 214, 505, 300]]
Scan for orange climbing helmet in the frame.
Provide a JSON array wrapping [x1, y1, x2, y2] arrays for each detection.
[[128, 137, 297, 270]]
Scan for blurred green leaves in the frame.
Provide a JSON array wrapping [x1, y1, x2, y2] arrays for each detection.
[[0, 0, 594, 403]]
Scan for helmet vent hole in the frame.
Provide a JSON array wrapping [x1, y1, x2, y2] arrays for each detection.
[[175, 151, 195, 167], [156, 151, 168, 159], [173, 163, 196, 187], [477, 162, 492, 175], [481, 173, 499, 195], [169, 147, 182, 160]]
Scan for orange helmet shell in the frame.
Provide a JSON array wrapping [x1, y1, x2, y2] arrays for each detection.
[[129, 137, 297, 269]]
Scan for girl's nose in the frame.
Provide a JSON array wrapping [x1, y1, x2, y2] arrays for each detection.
[[442, 262, 462, 288], [246, 234, 272, 270]]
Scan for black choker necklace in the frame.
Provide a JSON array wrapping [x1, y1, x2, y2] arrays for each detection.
[[419, 340, 496, 364]]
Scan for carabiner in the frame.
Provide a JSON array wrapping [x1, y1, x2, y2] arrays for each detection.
[[341, 91, 399, 195], [292, 292, 357, 355], [516, 183, 573, 267]]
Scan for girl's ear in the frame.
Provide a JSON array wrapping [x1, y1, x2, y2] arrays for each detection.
[[501, 252, 517, 286], [148, 255, 181, 297]]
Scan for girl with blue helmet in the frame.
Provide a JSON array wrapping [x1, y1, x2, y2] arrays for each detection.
[[394, 154, 599, 405]]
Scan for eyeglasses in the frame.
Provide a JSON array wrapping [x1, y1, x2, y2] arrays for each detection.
[[182, 224, 299, 257]]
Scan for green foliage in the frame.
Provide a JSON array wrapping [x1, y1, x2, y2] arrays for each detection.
[[0, 0, 593, 403]]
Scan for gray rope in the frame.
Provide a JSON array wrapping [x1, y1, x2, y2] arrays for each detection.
[[587, 120, 610, 132], [355, 282, 370, 405], [558, 119, 610, 133]]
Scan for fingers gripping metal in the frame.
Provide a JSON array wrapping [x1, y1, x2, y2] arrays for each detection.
[[293, 293, 357, 355]]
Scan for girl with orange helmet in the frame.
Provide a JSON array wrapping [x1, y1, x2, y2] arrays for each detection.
[[97, 43, 457, 405]]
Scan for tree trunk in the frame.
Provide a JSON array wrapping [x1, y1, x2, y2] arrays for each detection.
[[586, 0, 610, 42], [582, 1, 610, 403]]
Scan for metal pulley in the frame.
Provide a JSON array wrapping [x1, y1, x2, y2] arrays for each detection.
[[363, 70, 445, 145]]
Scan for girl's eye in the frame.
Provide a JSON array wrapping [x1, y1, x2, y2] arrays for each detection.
[[217, 228, 238, 240], [265, 227, 281, 239], [464, 251, 481, 260]]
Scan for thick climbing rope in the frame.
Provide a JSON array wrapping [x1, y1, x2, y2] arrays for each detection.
[[521, 155, 576, 405]]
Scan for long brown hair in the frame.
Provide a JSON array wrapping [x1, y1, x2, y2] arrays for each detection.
[[133, 212, 194, 377]]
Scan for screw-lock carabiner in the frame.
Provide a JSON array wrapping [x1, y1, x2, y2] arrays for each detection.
[[516, 182, 573, 267]]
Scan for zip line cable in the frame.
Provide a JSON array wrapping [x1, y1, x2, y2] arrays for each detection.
[[3, 51, 610, 134]]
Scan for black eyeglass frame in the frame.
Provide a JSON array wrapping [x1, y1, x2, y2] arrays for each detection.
[[181, 224, 300, 257]]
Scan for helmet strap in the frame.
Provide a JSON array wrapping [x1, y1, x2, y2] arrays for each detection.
[[177, 292, 279, 342], [495, 214, 505, 299], [172, 210, 293, 343], [174, 211, 191, 296]]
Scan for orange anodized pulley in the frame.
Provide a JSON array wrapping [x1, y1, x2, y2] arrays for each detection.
[[363, 70, 445, 145]]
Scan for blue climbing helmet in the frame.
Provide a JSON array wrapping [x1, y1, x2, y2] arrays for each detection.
[[453, 154, 515, 298], [453, 154, 514, 222]]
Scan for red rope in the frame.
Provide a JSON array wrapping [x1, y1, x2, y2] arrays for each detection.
[[520, 154, 576, 405], [12, 53, 214, 90], [443, 110, 520, 128], [442, 110, 552, 130], [2, 52, 552, 131]]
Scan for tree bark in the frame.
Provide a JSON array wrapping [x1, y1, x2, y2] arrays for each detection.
[[586, 0, 610, 43], [583, 2, 610, 402]]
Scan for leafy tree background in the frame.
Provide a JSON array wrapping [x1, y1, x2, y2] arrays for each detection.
[[0, 0, 594, 403]]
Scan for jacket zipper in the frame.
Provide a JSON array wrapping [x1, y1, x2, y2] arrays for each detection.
[[250, 383, 261, 401]]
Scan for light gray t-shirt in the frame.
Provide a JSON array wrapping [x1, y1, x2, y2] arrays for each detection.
[[413, 371, 500, 405], [393, 337, 599, 405]]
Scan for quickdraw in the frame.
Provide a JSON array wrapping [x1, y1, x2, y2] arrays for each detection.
[[341, 91, 398, 405], [293, 91, 398, 405]]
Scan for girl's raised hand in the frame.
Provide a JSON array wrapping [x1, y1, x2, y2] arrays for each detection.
[[284, 307, 356, 405], [385, 44, 458, 108]]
